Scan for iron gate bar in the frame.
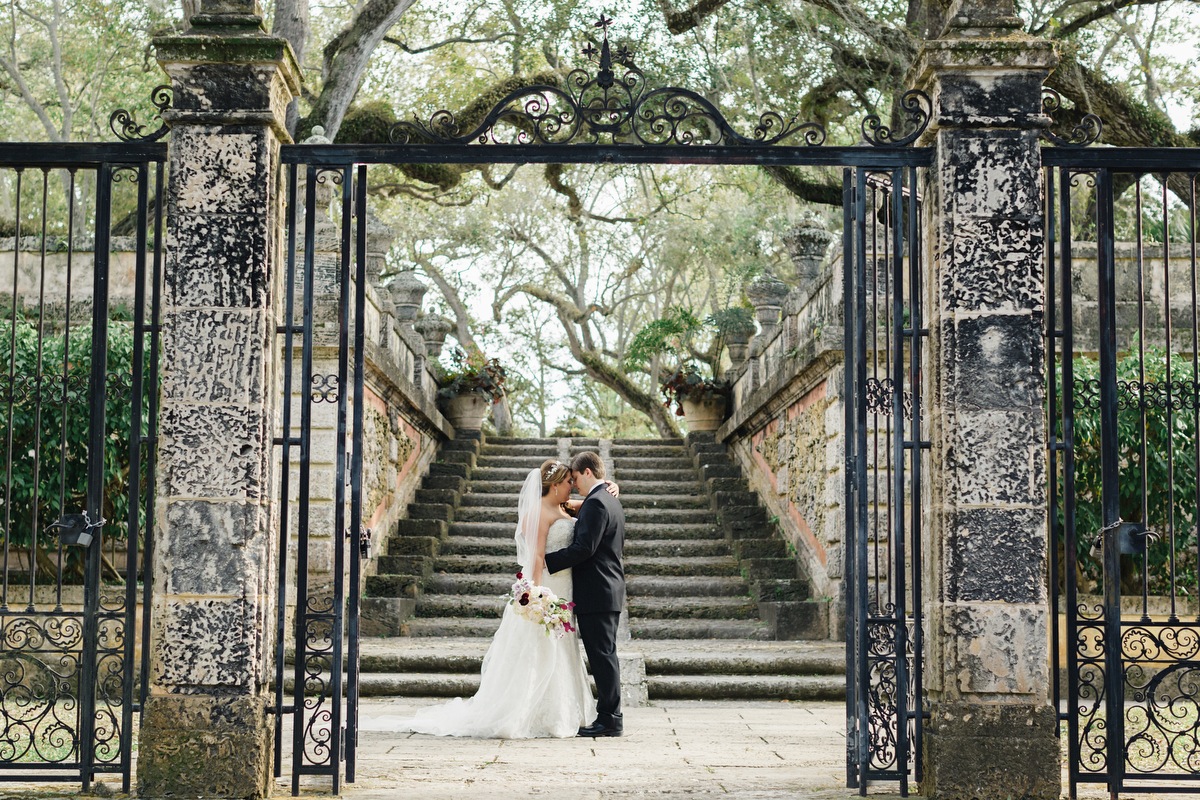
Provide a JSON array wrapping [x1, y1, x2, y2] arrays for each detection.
[[888, 166, 910, 798], [0, 142, 167, 166], [345, 163, 368, 785], [274, 163, 300, 778], [280, 143, 932, 168], [1095, 165, 1124, 799], [139, 163, 165, 716], [842, 168, 857, 789], [851, 165, 870, 792], [79, 160, 114, 792], [1042, 147, 1200, 169], [289, 163, 319, 796]]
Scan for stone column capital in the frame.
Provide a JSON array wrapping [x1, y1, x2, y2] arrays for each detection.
[[154, 10, 301, 140], [912, 34, 1057, 134]]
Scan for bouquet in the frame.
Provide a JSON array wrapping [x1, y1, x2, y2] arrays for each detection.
[[508, 572, 576, 639]]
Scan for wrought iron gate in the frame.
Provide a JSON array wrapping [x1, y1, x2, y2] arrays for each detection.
[[273, 161, 368, 794], [1046, 146, 1200, 797], [269, 15, 935, 796], [0, 143, 165, 791], [842, 165, 928, 795]]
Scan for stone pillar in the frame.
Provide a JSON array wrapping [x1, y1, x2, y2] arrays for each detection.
[[913, 5, 1058, 798], [140, 2, 299, 797]]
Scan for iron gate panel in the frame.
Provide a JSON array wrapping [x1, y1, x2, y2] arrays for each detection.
[[843, 165, 927, 796], [0, 146, 165, 791], [275, 162, 368, 795], [1046, 148, 1200, 797]]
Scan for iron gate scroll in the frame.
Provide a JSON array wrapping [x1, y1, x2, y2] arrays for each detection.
[[842, 166, 928, 795], [0, 143, 165, 791], [276, 15, 934, 796], [1046, 147, 1200, 797]]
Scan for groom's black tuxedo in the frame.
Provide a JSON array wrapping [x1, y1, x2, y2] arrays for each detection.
[[544, 485, 626, 611], [544, 483, 625, 727]]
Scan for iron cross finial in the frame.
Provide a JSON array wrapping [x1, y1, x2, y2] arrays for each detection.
[[594, 14, 613, 32]]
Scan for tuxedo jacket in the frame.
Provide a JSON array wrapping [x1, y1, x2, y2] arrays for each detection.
[[544, 486, 626, 613]]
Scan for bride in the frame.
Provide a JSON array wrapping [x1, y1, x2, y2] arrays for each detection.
[[390, 459, 593, 738]]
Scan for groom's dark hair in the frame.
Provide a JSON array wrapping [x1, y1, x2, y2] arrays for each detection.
[[570, 451, 606, 480]]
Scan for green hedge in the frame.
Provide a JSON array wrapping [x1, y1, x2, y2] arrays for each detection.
[[0, 316, 143, 578], [1061, 347, 1199, 596]]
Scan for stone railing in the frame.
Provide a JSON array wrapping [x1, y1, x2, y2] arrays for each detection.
[[720, 250, 848, 636]]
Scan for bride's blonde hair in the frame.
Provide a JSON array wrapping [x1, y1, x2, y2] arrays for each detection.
[[540, 459, 570, 496]]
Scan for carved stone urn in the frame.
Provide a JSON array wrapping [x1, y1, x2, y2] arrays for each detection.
[[415, 314, 453, 358], [782, 212, 836, 285], [442, 393, 490, 431], [746, 272, 789, 351]]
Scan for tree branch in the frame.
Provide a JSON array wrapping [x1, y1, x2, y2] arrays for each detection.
[[383, 31, 515, 54]]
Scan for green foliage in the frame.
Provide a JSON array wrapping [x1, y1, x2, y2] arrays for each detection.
[[0, 317, 141, 578], [1061, 347, 1198, 595], [660, 363, 729, 416], [705, 306, 756, 336], [623, 306, 704, 371], [435, 346, 507, 402]]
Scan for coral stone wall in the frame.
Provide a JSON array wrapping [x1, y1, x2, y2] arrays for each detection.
[[722, 258, 846, 636]]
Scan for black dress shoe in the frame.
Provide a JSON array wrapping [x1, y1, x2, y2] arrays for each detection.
[[577, 720, 623, 737]]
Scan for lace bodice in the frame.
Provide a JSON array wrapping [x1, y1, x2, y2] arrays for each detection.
[[542, 517, 575, 601]]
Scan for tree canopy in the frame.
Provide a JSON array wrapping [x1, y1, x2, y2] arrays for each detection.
[[1, 0, 1196, 435]]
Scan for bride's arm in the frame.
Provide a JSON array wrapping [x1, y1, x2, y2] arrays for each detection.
[[532, 522, 550, 585], [564, 480, 619, 513]]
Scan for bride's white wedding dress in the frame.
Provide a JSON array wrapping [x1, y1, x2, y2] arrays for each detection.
[[384, 518, 592, 739]]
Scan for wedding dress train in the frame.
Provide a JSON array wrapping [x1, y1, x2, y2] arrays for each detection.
[[368, 518, 592, 739]]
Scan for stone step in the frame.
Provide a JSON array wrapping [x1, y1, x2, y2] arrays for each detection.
[[403, 617, 774, 639], [614, 437, 684, 447], [631, 619, 774, 639], [356, 639, 842, 677], [347, 673, 844, 701], [628, 596, 757, 620], [437, 537, 731, 558], [465, 479, 704, 495], [483, 437, 559, 446], [647, 674, 844, 701], [471, 467, 697, 482], [609, 455, 696, 470], [431, 554, 740, 576], [475, 456, 557, 470], [413, 594, 754, 620], [447, 521, 722, 541], [624, 556, 742, 577], [425, 573, 749, 597], [456, 493, 709, 510], [453, 506, 715, 524]]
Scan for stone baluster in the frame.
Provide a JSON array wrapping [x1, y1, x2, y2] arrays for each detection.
[[143, 2, 300, 796], [389, 271, 429, 385], [914, 2, 1059, 796]]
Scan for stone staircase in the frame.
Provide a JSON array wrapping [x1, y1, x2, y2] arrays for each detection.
[[359, 435, 843, 701]]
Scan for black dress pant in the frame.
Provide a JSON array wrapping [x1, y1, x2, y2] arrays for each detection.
[[577, 610, 622, 720]]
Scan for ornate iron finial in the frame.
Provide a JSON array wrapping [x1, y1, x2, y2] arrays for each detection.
[[1041, 88, 1102, 147], [389, 16, 827, 147], [861, 90, 932, 147], [109, 85, 173, 142]]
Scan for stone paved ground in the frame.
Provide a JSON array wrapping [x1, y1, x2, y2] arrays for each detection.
[[3, 698, 1172, 799]]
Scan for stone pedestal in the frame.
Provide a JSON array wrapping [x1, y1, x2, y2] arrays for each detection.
[[141, 2, 299, 797], [914, 7, 1058, 799]]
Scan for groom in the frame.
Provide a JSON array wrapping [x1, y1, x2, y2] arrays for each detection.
[[544, 451, 626, 737]]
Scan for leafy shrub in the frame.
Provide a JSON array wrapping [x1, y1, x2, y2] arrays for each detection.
[[0, 315, 142, 580], [1061, 347, 1198, 595], [435, 346, 507, 402], [660, 363, 730, 416]]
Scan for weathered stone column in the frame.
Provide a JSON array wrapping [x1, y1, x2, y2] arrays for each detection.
[[140, 2, 299, 796], [913, 4, 1058, 798]]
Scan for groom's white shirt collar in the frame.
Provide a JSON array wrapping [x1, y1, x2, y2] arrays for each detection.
[[585, 481, 606, 498]]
